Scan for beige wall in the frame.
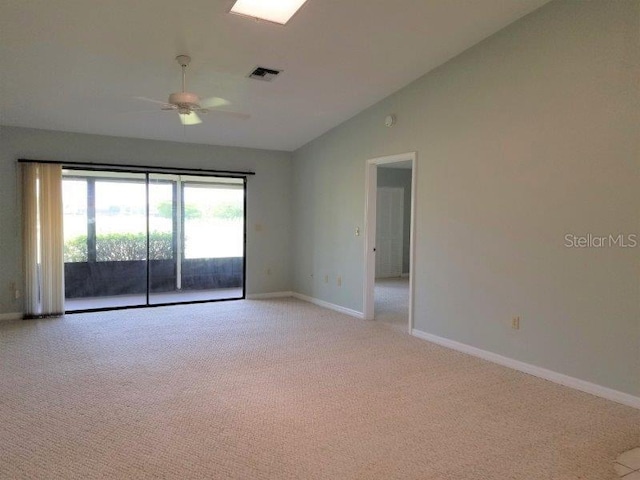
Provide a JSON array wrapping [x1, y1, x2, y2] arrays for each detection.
[[292, 0, 640, 396]]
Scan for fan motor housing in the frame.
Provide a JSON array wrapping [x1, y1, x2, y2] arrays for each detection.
[[168, 92, 200, 108]]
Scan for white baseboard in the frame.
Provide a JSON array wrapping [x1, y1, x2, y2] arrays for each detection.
[[246, 291, 294, 300], [411, 328, 640, 410], [292, 292, 364, 319], [0, 312, 22, 321]]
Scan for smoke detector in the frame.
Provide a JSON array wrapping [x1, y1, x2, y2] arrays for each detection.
[[385, 114, 396, 127]]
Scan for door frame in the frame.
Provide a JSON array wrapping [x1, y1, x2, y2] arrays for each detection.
[[363, 152, 417, 332]]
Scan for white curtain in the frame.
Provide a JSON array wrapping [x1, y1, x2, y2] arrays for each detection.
[[23, 163, 65, 317]]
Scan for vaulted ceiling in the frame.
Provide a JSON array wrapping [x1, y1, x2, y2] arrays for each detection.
[[0, 0, 550, 151]]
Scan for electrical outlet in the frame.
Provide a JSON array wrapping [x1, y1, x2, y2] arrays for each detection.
[[266, 268, 272, 275], [323, 275, 328, 284], [512, 316, 520, 330], [337, 276, 342, 287]]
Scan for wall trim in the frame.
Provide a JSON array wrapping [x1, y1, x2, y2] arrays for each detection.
[[411, 329, 640, 410], [0, 312, 22, 322], [246, 291, 294, 300], [292, 292, 364, 319]]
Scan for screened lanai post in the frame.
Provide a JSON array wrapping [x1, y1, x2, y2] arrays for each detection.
[[22, 163, 65, 318]]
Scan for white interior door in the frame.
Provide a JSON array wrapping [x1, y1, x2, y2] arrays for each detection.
[[375, 187, 404, 278]]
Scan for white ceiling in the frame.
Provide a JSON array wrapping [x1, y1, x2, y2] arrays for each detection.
[[0, 0, 550, 151]]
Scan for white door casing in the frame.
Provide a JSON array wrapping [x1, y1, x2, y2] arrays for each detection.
[[363, 152, 416, 330]]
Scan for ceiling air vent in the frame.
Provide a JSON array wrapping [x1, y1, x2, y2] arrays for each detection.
[[248, 66, 282, 82]]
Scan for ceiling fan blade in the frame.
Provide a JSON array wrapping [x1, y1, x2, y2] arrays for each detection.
[[117, 109, 166, 115], [207, 110, 251, 120], [134, 96, 170, 106], [199, 97, 231, 109], [179, 111, 202, 125]]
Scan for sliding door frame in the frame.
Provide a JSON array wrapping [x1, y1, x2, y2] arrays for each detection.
[[60, 166, 248, 313]]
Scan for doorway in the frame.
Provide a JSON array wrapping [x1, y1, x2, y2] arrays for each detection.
[[363, 153, 416, 332]]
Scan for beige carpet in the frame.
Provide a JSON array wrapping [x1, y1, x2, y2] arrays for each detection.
[[0, 298, 638, 479], [375, 277, 410, 332]]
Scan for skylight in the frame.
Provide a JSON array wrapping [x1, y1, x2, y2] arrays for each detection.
[[230, 0, 309, 25]]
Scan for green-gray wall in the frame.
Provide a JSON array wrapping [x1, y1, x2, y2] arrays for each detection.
[[291, 0, 639, 396], [0, 126, 293, 314]]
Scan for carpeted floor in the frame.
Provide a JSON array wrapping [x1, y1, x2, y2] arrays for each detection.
[[375, 277, 410, 332], [1, 298, 638, 479]]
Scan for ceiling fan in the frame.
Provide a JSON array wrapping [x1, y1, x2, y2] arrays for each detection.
[[136, 55, 249, 126]]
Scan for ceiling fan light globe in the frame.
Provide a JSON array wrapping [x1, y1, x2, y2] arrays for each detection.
[[179, 112, 202, 126]]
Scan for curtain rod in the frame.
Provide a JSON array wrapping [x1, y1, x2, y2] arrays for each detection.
[[17, 159, 256, 177]]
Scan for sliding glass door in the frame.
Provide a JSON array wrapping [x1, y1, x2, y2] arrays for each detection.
[[62, 169, 245, 312], [63, 171, 148, 309], [147, 174, 245, 305]]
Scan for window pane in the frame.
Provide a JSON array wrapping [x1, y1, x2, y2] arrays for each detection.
[[183, 185, 244, 259], [95, 179, 147, 261], [64, 171, 148, 310], [63, 179, 88, 262]]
